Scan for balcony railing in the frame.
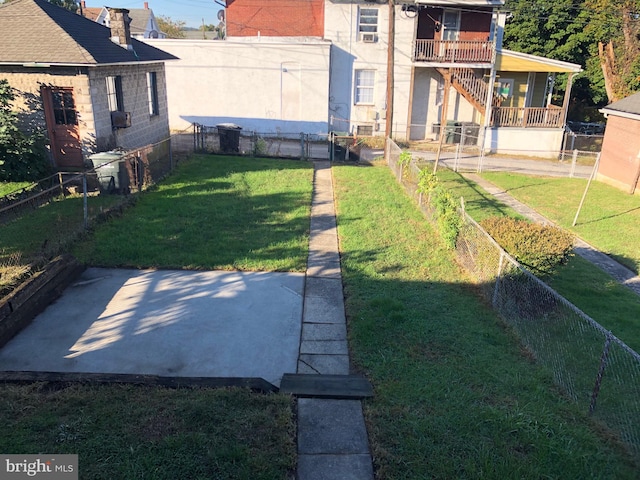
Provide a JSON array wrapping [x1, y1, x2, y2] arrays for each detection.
[[491, 106, 565, 128], [413, 40, 493, 63]]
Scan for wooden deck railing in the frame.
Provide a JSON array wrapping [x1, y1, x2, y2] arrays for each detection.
[[413, 40, 493, 63], [490, 106, 565, 128]]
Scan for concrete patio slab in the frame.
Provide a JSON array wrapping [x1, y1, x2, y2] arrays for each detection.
[[0, 268, 304, 387]]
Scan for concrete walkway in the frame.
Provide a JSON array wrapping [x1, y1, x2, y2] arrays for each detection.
[[464, 173, 640, 297], [296, 161, 374, 479]]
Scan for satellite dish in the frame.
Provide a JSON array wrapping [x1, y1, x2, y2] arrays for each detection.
[[217, 9, 225, 22]]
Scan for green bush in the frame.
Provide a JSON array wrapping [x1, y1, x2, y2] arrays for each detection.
[[480, 216, 574, 276], [417, 170, 462, 248], [0, 79, 51, 182]]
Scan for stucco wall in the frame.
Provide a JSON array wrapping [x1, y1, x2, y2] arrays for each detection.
[[598, 114, 640, 194], [0, 67, 94, 158], [325, 1, 390, 134], [484, 127, 564, 158], [145, 39, 331, 134]]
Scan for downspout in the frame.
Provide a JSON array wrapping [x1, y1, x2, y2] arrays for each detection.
[[561, 72, 576, 128], [385, 0, 395, 139]]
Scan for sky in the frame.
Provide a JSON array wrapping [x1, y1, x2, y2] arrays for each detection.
[[91, 0, 223, 28]]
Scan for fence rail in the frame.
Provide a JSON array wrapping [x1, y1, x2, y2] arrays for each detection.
[[385, 138, 640, 460]]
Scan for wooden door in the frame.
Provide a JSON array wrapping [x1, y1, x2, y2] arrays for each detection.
[[42, 87, 84, 168]]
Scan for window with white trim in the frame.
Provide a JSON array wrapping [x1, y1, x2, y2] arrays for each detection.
[[106, 75, 124, 112], [358, 7, 378, 33], [355, 70, 375, 105], [147, 71, 159, 116]]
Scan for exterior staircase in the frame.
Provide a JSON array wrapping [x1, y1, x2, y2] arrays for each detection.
[[436, 67, 500, 117]]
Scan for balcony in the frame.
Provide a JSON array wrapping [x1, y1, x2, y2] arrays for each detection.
[[413, 40, 494, 64], [491, 106, 565, 128]]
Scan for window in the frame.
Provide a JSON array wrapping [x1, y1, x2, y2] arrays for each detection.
[[52, 90, 77, 125], [358, 7, 378, 33], [147, 72, 159, 116], [355, 70, 375, 105], [106, 75, 124, 112], [356, 125, 373, 136]]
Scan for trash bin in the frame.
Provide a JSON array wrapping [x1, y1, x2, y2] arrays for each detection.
[[459, 122, 480, 145], [89, 151, 126, 193], [329, 132, 350, 161], [444, 121, 461, 144], [217, 123, 242, 153]]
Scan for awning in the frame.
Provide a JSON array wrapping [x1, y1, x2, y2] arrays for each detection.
[[496, 49, 582, 73]]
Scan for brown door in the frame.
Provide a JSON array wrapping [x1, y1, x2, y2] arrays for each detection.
[[42, 87, 84, 168]]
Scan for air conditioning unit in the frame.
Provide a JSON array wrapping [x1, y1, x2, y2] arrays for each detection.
[[111, 111, 131, 129], [361, 33, 377, 43]]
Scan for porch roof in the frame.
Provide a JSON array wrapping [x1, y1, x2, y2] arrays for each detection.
[[496, 49, 582, 73]]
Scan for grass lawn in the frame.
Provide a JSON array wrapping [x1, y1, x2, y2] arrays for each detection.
[[1, 155, 311, 478], [0, 383, 295, 479], [333, 164, 637, 479], [481, 173, 640, 273], [73, 155, 313, 272], [0, 182, 32, 197], [433, 169, 640, 353]]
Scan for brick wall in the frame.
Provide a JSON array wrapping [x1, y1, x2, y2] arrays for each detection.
[[598, 114, 640, 194], [226, 0, 324, 37]]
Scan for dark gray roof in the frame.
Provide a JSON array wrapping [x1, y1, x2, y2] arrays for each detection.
[[127, 8, 152, 35], [0, 0, 177, 65], [602, 92, 640, 116]]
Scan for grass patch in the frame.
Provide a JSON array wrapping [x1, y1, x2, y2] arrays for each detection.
[[333, 164, 637, 478], [73, 155, 313, 272], [0, 383, 295, 479], [429, 169, 640, 353], [481, 173, 640, 273], [0, 182, 32, 197]]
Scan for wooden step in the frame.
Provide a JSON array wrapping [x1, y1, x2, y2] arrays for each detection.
[[279, 374, 373, 399]]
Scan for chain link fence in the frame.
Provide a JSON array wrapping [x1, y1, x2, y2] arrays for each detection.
[[192, 124, 330, 160], [0, 128, 194, 297], [386, 138, 640, 460]]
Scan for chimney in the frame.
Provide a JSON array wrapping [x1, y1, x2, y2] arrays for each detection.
[[109, 8, 133, 50], [144, 2, 149, 9]]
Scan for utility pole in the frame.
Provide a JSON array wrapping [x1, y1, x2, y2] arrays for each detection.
[[385, 0, 395, 139]]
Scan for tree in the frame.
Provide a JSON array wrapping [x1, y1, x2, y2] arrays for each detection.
[[0, 80, 50, 182], [157, 15, 186, 39], [584, 0, 640, 101]]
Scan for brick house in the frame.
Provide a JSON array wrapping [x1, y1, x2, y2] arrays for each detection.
[[0, 0, 176, 168], [225, 0, 324, 37], [598, 93, 640, 194]]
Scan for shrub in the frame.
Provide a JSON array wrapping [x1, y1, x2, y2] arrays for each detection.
[[480, 216, 574, 276], [417, 170, 462, 248], [0, 79, 51, 182]]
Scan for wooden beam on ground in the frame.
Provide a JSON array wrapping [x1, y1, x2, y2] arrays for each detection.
[[279, 374, 374, 399]]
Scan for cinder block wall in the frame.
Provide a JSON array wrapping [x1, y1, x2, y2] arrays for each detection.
[[89, 63, 170, 151]]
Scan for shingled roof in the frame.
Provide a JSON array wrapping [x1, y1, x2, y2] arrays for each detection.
[[601, 92, 640, 118], [0, 0, 177, 65]]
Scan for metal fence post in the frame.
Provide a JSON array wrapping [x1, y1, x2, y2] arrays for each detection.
[[492, 251, 505, 308], [169, 138, 174, 171], [58, 172, 64, 197], [193, 123, 197, 152], [455, 143, 461, 172], [82, 173, 88, 229], [570, 149, 578, 178], [589, 334, 612, 415], [300, 132, 305, 160]]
